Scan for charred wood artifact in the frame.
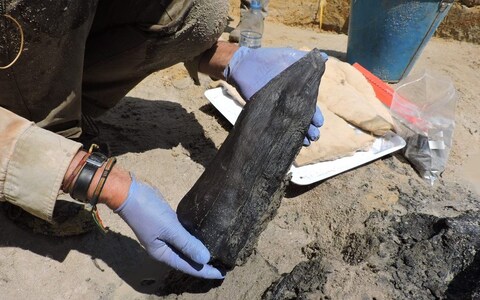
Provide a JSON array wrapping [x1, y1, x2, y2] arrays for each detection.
[[177, 49, 327, 270]]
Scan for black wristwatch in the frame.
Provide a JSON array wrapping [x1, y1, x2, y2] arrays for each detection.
[[71, 152, 108, 202]]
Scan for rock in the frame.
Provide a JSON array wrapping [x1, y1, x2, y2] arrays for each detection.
[[177, 49, 327, 270], [461, 0, 480, 7], [262, 257, 328, 300]]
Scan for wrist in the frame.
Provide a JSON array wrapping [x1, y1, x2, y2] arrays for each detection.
[[199, 41, 239, 80], [63, 150, 131, 211], [222, 46, 252, 81], [91, 165, 131, 210], [62, 150, 88, 192]]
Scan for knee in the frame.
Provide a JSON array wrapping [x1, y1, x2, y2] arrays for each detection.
[[183, 0, 229, 56]]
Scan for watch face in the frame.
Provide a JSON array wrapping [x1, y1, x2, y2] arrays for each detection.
[[88, 152, 107, 167]]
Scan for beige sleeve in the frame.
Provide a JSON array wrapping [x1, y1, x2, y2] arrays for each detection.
[[0, 107, 82, 222]]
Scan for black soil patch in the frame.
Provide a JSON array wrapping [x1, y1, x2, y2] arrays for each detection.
[[262, 256, 328, 300], [362, 211, 480, 299]]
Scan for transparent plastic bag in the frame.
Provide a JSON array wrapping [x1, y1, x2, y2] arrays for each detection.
[[390, 70, 457, 185]]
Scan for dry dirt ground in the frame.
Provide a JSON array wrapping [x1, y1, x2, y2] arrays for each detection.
[[261, 0, 480, 44], [0, 13, 479, 300]]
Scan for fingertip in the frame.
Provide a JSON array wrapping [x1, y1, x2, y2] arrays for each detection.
[[311, 106, 324, 127], [170, 225, 211, 264], [192, 246, 211, 265], [153, 244, 221, 279], [303, 137, 310, 147], [183, 235, 211, 264], [307, 124, 320, 142], [204, 265, 226, 280], [321, 52, 329, 61]]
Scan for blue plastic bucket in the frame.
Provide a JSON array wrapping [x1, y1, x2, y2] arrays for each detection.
[[346, 0, 453, 83]]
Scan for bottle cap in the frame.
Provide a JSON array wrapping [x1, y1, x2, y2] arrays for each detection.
[[251, 0, 262, 9]]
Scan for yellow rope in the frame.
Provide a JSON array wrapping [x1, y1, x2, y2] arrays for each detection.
[[0, 14, 24, 70], [318, 0, 327, 29]]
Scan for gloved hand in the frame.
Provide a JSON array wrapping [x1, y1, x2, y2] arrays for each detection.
[[116, 176, 224, 279], [224, 47, 328, 146]]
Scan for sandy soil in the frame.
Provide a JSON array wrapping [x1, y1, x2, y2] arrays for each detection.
[[256, 0, 480, 44], [0, 19, 479, 300]]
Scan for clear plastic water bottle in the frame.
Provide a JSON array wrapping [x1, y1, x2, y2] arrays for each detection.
[[239, 0, 264, 48]]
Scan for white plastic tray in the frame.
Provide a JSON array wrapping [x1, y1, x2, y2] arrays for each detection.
[[205, 87, 406, 185]]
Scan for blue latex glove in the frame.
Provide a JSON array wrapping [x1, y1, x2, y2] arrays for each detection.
[[224, 47, 327, 146], [115, 176, 224, 279]]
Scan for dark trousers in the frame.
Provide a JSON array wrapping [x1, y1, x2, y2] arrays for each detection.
[[0, 0, 228, 137]]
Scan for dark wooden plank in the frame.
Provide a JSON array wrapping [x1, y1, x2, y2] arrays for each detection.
[[177, 49, 327, 270]]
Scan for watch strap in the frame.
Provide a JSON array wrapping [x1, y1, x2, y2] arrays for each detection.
[[71, 152, 107, 202]]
